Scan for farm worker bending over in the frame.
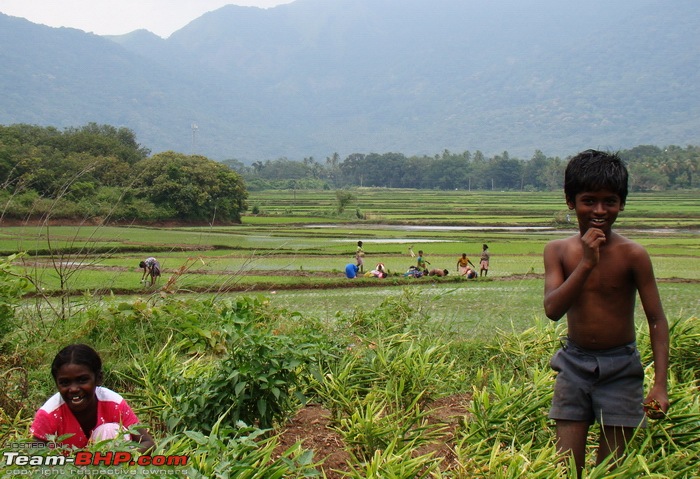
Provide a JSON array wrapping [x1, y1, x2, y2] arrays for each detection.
[[366, 262, 388, 278], [428, 268, 449, 277], [456, 253, 476, 276], [543, 150, 669, 477], [139, 257, 161, 286], [345, 263, 359, 279]]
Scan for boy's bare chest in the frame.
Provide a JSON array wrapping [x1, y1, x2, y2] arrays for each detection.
[[582, 267, 632, 297], [564, 250, 634, 294]]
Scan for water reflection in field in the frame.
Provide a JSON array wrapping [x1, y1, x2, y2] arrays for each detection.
[[307, 224, 556, 243], [309, 224, 554, 231]]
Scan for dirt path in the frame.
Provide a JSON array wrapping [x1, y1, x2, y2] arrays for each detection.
[[274, 393, 472, 478]]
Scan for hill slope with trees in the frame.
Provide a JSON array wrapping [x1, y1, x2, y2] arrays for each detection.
[[0, 0, 698, 161]]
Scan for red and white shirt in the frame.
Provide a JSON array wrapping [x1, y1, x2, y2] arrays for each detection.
[[30, 387, 140, 448]]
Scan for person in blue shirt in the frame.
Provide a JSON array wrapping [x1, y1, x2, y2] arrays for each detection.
[[345, 263, 359, 279]]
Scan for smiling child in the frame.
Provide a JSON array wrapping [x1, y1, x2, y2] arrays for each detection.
[[30, 344, 155, 453], [543, 150, 669, 476]]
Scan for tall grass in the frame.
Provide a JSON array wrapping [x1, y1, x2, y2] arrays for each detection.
[[1, 285, 698, 478]]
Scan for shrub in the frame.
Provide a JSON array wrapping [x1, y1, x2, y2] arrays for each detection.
[[158, 421, 321, 478], [336, 288, 429, 337], [140, 298, 320, 433], [0, 254, 32, 344]]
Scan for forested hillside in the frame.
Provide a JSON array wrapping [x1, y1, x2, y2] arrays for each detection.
[[1, 0, 698, 161]]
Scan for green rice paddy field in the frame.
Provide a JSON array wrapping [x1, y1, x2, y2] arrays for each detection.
[[2, 189, 698, 337]]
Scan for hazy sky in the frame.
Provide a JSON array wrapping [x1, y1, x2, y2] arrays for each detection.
[[0, 0, 295, 38]]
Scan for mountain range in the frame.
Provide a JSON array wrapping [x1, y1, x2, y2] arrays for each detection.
[[1, 0, 698, 162]]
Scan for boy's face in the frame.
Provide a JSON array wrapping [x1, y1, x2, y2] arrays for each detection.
[[567, 189, 624, 234]]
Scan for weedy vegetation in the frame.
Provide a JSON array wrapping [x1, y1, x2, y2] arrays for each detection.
[[1, 189, 698, 478]]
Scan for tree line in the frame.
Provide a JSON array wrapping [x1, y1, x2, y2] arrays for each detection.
[[1, 123, 697, 223], [225, 146, 699, 192], [0, 124, 247, 223]]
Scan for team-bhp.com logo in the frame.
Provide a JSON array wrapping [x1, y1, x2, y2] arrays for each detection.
[[4, 450, 188, 467]]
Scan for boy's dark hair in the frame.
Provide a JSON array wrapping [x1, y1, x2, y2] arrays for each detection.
[[564, 149, 628, 205], [139, 261, 146, 268], [51, 344, 102, 380]]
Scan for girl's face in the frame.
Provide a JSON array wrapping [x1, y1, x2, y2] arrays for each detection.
[[55, 363, 101, 415]]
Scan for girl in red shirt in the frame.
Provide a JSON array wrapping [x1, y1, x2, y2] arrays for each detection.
[[31, 344, 155, 453]]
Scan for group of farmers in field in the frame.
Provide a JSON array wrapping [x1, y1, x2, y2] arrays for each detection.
[[345, 242, 490, 280]]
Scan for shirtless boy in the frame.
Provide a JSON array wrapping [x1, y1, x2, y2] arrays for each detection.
[[543, 150, 669, 476]]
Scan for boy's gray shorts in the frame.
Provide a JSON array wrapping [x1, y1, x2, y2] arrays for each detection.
[[549, 339, 646, 428]]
